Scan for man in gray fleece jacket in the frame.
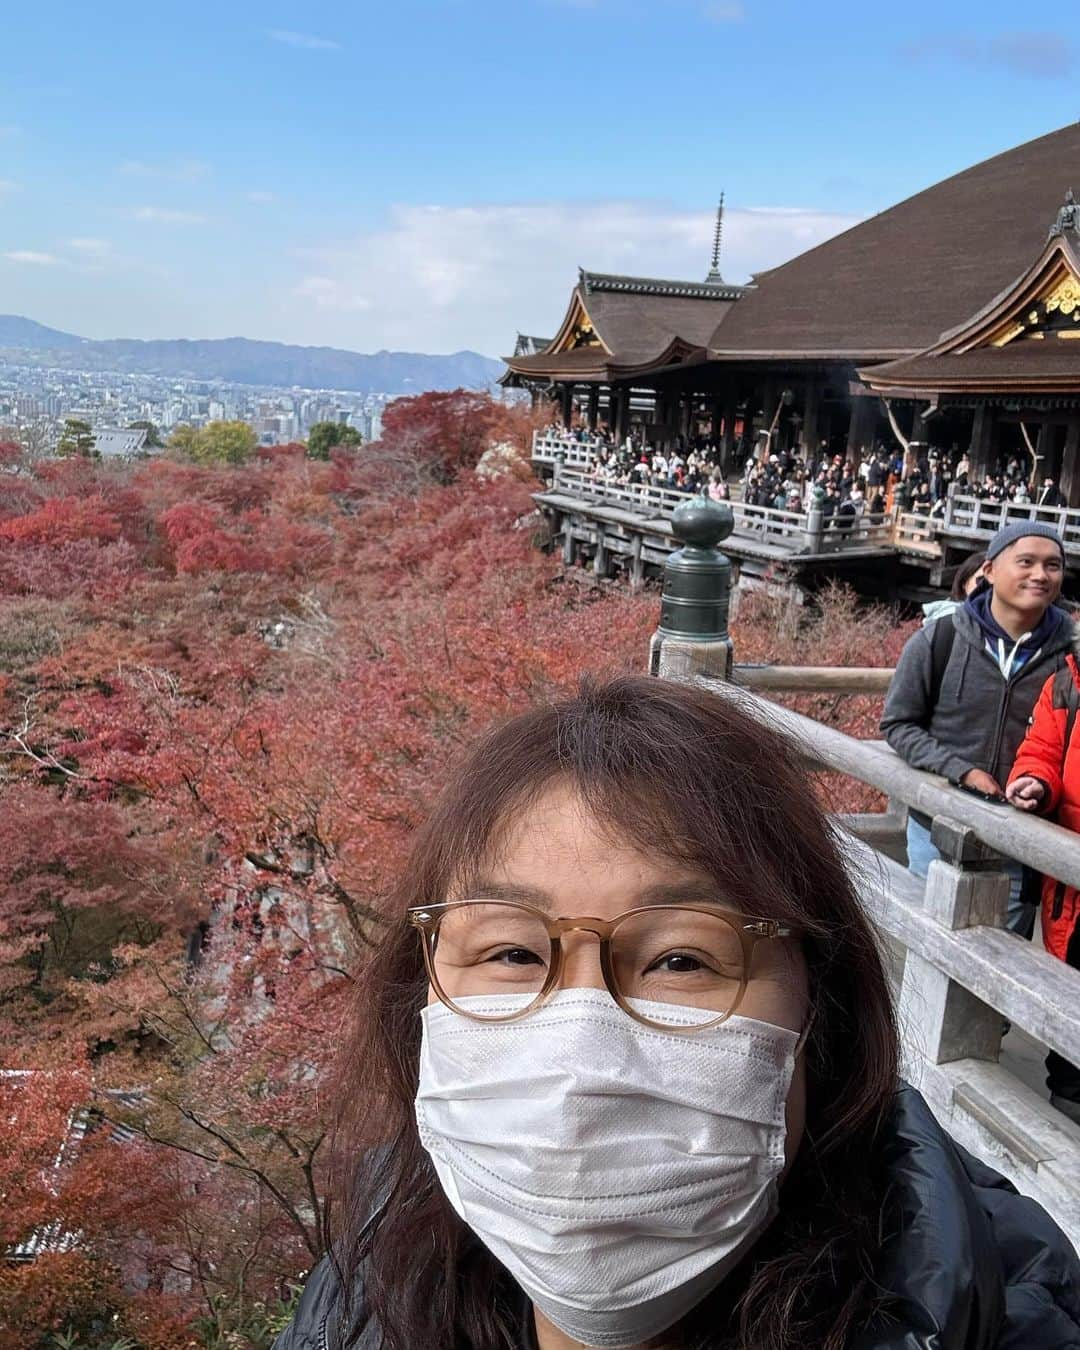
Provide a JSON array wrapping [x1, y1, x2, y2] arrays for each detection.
[[881, 521, 1073, 935]]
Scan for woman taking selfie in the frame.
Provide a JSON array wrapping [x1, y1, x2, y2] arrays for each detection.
[[276, 677, 1080, 1350]]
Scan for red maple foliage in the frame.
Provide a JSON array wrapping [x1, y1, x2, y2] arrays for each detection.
[[0, 406, 910, 1346]]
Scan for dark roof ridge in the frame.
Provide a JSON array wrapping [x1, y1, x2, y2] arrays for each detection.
[[580, 269, 747, 301]]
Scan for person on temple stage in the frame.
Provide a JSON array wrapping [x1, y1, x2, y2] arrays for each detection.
[[882, 522, 1072, 937], [1039, 477, 1067, 509], [273, 677, 1080, 1350]]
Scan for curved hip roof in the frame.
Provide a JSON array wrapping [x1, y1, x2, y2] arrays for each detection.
[[711, 123, 1080, 362]]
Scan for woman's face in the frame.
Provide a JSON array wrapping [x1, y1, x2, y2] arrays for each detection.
[[436, 781, 810, 1168]]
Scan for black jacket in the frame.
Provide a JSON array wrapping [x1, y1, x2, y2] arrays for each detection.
[[274, 1088, 1080, 1350]]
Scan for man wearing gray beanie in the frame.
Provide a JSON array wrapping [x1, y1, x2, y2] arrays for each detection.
[[882, 521, 1071, 935]]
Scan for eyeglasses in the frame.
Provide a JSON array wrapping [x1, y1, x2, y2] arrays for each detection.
[[407, 900, 800, 1032]]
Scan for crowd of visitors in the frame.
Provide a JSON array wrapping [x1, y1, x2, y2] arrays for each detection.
[[546, 422, 1071, 524]]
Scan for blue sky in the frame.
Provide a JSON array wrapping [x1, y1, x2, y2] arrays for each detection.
[[1, 0, 1077, 355]]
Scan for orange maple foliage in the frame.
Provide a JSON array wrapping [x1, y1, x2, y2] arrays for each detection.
[[0, 402, 910, 1345]]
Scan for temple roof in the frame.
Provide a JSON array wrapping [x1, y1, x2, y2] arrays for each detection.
[[860, 216, 1080, 395], [710, 122, 1080, 361], [503, 270, 742, 382]]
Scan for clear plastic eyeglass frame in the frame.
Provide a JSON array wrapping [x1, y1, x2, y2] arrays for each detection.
[[407, 899, 801, 1033]]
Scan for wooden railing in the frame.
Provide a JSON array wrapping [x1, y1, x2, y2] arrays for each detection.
[[654, 646, 1080, 1245], [549, 464, 897, 556], [532, 432, 603, 468], [943, 491, 1080, 553]]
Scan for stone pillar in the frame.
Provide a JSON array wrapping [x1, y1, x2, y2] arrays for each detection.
[[586, 386, 600, 432], [593, 531, 608, 578], [968, 404, 995, 481]]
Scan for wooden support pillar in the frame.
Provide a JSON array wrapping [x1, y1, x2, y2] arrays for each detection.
[[907, 406, 930, 479], [586, 386, 600, 432], [559, 384, 574, 428], [629, 533, 644, 591], [709, 397, 723, 444], [593, 531, 609, 578], [801, 381, 820, 457], [561, 520, 575, 567], [1061, 418, 1080, 508], [846, 395, 876, 463], [721, 385, 739, 469], [613, 386, 630, 443], [679, 395, 693, 442], [761, 380, 778, 459], [968, 404, 995, 481]]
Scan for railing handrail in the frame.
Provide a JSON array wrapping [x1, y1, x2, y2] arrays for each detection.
[[710, 680, 1080, 893], [945, 492, 1080, 540]]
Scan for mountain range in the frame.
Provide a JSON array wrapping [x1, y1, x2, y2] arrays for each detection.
[[0, 315, 503, 395]]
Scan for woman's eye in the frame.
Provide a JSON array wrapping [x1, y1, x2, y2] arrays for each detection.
[[491, 946, 544, 966], [647, 952, 705, 974]]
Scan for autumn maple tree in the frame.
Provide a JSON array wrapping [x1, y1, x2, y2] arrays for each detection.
[[0, 391, 911, 1347]]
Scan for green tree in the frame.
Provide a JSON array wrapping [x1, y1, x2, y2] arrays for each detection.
[[306, 420, 362, 461], [56, 419, 96, 458], [128, 419, 162, 448], [193, 420, 257, 465], [169, 421, 257, 465], [167, 424, 199, 457]]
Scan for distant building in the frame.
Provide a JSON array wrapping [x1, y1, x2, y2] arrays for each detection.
[[93, 427, 150, 458]]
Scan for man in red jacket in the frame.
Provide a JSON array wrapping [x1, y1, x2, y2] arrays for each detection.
[[1007, 646, 1080, 1121]]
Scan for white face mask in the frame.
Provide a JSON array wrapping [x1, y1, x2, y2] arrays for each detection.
[[415, 987, 797, 1349]]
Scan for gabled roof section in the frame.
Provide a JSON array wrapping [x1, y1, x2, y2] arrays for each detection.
[[711, 122, 1080, 360], [502, 268, 744, 383], [860, 207, 1080, 395]]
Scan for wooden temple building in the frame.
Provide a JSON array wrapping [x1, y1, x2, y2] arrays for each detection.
[[502, 124, 1080, 503]]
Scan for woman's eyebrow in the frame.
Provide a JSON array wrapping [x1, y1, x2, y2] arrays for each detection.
[[459, 879, 554, 907], [637, 880, 730, 906]]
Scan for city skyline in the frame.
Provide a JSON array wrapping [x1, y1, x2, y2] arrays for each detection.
[[1, 0, 1078, 354]]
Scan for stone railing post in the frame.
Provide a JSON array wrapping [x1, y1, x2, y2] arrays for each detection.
[[944, 479, 958, 529], [649, 496, 735, 680], [897, 815, 1010, 1077]]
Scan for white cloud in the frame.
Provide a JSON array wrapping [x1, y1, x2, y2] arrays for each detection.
[[267, 28, 342, 50], [67, 237, 111, 254], [4, 250, 62, 265], [126, 206, 208, 224], [294, 276, 372, 310], [703, 0, 743, 18], [247, 190, 278, 204], [285, 199, 862, 353], [118, 158, 210, 181]]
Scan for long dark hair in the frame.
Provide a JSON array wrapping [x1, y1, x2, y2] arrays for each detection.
[[328, 675, 899, 1349]]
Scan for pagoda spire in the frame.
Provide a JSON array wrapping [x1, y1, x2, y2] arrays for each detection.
[[706, 193, 725, 283]]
